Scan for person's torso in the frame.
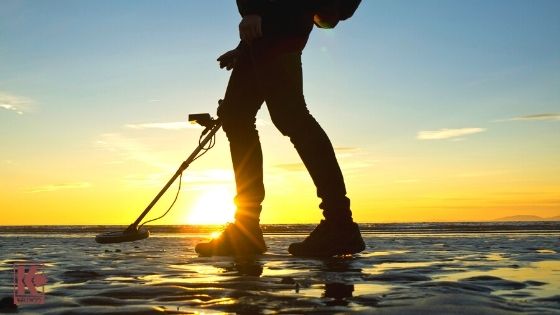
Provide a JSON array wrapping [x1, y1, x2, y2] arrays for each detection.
[[237, 0, 315, 47]]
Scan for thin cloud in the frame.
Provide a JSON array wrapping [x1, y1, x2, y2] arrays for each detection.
[[123, 169, 233, 187], [125, 118, 270, 131], [29, 182, 91, 193], [417, 128, 486, 140], [335, 146, 361, 159], [0, 104, 23, 114], [0, 92, 34, 115], [95, 132, 171, 169], [500, 113, 560, 122], [125, 122, 198, 130]]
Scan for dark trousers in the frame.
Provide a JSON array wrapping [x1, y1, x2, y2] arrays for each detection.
[[218, 44, 352, 223]]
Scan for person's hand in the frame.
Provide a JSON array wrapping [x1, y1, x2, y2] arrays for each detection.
[[239, 14, 262, 43], [217, 48, 239, 70]]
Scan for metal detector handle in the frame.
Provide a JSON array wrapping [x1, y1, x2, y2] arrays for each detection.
[[126, 120, 222, 232]]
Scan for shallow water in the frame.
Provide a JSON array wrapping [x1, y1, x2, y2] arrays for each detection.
[[0, 225, 559, 314]]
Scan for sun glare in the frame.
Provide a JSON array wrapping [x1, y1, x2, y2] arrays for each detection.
[[210, 231, 222, 239], [186, 186, 235, 225]]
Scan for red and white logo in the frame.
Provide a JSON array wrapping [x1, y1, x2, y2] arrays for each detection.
[[13, 263, 47, 305]]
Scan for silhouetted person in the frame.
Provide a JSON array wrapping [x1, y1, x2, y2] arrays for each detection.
[[195, 0, 365, 257]]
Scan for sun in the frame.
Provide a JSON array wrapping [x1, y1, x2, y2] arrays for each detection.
[[186, 186, 235, 225]]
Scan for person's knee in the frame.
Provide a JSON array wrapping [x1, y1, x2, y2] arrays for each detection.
[[272, 110, 319, 139], [223, 120, 258, 141], [218, 102, 258, 140], [220, 118, 258, 141]]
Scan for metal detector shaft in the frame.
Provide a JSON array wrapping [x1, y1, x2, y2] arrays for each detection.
[[126, 121, 222, 231]]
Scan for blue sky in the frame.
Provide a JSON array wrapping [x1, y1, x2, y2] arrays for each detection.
[[1, 0, 559, 224]]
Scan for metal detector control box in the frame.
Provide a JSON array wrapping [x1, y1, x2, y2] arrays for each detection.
[[189, 113, 214, 128]]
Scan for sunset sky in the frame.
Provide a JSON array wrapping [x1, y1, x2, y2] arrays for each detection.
[[1, 0, 559, 225]]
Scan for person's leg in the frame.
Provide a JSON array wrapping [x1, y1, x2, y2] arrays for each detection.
[[195, 48, 266, 256], [218, 49, 266, 225], [258, 52, 352, 222], [256, 52, 364, 256]]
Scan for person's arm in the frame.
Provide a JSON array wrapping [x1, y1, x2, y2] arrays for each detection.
[[217, 42, 245, 71], [236, 0, 264, 43], [310, 0, 341, 29]]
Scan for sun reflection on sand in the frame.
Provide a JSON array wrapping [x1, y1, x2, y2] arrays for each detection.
[[366, 261, 439, 273]]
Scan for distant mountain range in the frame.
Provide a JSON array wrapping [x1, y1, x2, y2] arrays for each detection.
[[493, 215, 560, 222]]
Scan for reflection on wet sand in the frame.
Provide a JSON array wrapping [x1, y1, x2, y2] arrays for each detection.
[[0, 229, 559, 314], [324, 282, 354, 306]]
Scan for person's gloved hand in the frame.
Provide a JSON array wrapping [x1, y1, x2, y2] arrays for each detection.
[[217, 49, 239, 71], [239, 14, 262, 43]]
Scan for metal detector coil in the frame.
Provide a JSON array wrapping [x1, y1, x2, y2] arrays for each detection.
[[95, 109, 222, 244], [95, 227, 150, 244]]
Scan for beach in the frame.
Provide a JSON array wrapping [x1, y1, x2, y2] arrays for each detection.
[[1, 223, 559, 314]]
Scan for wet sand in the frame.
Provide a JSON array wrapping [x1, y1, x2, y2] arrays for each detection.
[[0, 225, 559, 314]]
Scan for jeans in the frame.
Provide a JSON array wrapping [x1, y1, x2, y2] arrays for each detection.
[[218, 43, 352, 223]]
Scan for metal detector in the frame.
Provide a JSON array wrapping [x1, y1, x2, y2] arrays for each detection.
[[95, 112, 222, 244]]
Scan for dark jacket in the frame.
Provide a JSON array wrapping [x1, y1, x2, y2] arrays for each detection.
[[236, 0, 319, 53]]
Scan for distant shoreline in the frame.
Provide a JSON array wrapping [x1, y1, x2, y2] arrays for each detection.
[[492, 215, 560, 222], [1, 222, 559, 235]]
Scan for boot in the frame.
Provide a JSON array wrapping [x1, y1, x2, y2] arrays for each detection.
[[195, 221, 266, 257], [288, 220, 365, 257]]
